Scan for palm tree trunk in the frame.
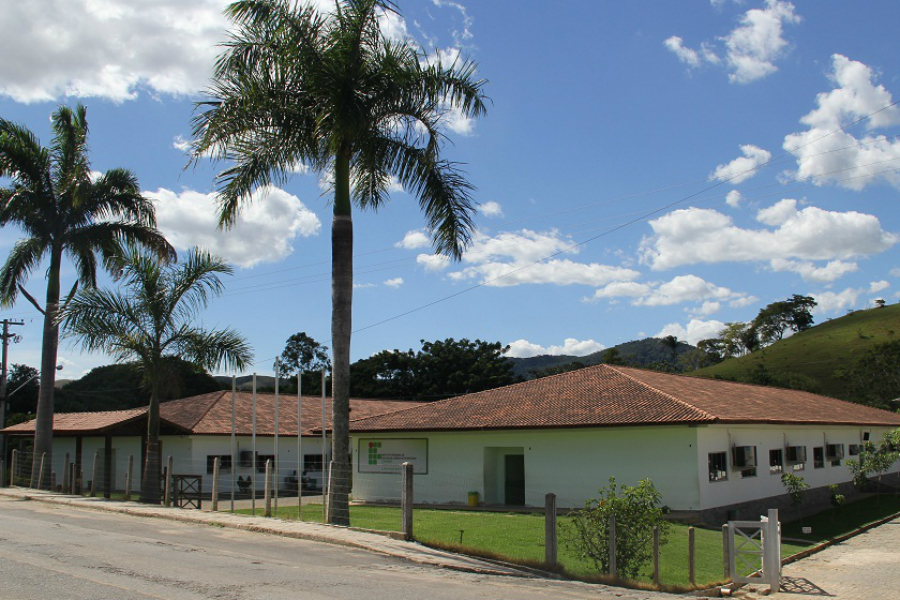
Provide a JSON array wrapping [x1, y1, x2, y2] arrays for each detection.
[[32, 246, 62, 490], [140, 388, 162, 504], [328, 150, 352, 526]]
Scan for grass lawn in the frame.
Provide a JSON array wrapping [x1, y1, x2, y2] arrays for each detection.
[[781, 494, 900, 545], [236, 504, 806, 588]]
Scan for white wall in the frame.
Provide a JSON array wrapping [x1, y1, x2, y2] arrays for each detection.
[[696, 424, 900, 510], [351, 426, 701, 509]]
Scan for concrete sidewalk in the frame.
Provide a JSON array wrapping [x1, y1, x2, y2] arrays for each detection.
[[0, 486, 535, 578]]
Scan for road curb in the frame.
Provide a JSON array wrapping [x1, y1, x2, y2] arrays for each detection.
[[0, 488, 534, 579]]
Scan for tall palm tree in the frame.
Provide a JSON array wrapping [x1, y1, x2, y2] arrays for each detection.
[[58, 247, 252, 503], [0, 105, 174, 489], [191, 0, 487, 524]]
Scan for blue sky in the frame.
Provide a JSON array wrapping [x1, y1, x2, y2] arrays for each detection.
[[1, 0, 899, 379]]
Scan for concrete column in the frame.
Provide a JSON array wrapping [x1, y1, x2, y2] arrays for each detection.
[[103, 436, 112, 499], [124, 455, 134, 500], [653, 526, 660, 585], [764, 509, 781, 593], [608, 513, 616, 577], [688, 526, 696, 585], [90, 450, 99, 497], [164, 455, 174, 507], [264, 459, 272, 518], [69, 462, 76, 494], [212, 457, 220, 512], [722, 524, 731, 580], [401, 462, 413, 541], [544, 493, 557, 566]]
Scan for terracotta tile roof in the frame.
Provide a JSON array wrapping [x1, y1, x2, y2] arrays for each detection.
[[1, 408, 147, 435], [2, 392, 419, 437], [348, 364, 900, 433]]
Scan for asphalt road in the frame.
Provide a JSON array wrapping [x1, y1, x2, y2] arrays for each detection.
[[0, 497, 674, 600]]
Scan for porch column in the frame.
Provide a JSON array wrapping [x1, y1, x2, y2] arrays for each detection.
[[103, 435, 112, 499]]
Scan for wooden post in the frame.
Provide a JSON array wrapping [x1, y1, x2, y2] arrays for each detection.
[[264, 459, 272, 517], [608, 513, 617, 577], [212, 457, 220, 512], [653, 526, 660, 585], [10, 449, 16, 486], [544, 493, 557, 566], [689, 526, 696, 586], [401, 462, 414, 541], [722, 524, 731, 581], [63, 452, 70, 492], [90, 450, 99, 497], [124, 455, 134, 500], [164, 455, 173, 507], [38, 453, 46, 490], [0, 459, 5, 489]]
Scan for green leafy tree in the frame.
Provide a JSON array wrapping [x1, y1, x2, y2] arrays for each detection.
[[278, 332, 330, 377], [4, 363, 39, 425], [565, 477, 670, 579], [528, 360, 587, 379], [696, 338, 726, 363], [350, 348, 416, 399], [754, 294, 817, 345], [0, 105, 174, 488], [192, 0, 487, 525], [58, 247, 252, 504], [841, 340, 900, 409], [601, 347, 625, 365], [719, 322, 756, 358], [780, 472, 809, 511]]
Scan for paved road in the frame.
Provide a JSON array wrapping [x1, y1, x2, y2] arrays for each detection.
[[0, 497, 676, 600], [772, 516, 900, 600]]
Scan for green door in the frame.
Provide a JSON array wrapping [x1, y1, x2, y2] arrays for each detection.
[[504, 454, 525, 506]]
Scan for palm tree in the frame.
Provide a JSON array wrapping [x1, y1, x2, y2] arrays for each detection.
[[58, 247, 252, 503], [0, 105, 174, 489], [191, 0, 487, 524]]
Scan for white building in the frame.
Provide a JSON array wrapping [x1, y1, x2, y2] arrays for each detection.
[[3, 391, 416, 497], [348, 365, 900, 522]]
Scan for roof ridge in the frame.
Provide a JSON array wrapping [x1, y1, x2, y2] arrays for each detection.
[[608, 365, 718, 421]]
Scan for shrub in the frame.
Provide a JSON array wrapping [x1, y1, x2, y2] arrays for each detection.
[[564, 477, 670, 579], [781, 472, 809, 509]]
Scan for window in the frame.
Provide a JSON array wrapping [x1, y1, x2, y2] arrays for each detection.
[[786, 445, 806, 471], [206, 455, 232, 474], [769, 449, 784, 475], [827, 444, 844, 466], [709, 452, 728, 482], [813, 447, 825, 469], [304, 454, 324, 473], [256, 454, 275, 474], [792, 463, 805, 472], [863, 431, 871, 441], [849, 444, 862, 456], [741, 467, 757, 478]]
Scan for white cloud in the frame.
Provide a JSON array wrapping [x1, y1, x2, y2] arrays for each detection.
[[505, 338, 605, 359], [635, 275, 739, 307], [446, 230, 640, 288], [783, 55, 900, 191], [397, 230, 431, 250], [416, 253, 451, 272], [479, 201, 504, 218], [891, 268, 900, 278], [641, 203, 897, 271], [812, 287, 860, 314], [692, 301, 722, 316], [769, 258, 858, 283], [870, 280, 890, 293], [591, 281, 652, 300], [656, 319, 727, 346], [664, 1, 799, 84], [711, 145, 772, 184], [730, 296, 759, 308], [664, 36, 701, 68], [383, 277, 404, 288], [725, 190, 744, 208], [354, 283, 376, 289], [0, 0, 232, 103], [147, 186, 321, 268]]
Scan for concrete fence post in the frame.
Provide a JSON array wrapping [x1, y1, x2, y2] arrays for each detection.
[[69, 462, 76, 495], [764, 509, 781, 594], [164, 455, 174, 507], [10, 449, 17, 486], [608, 513, 617, 578], [544, 493, 557, 566], [90, 450, 99, 497], [264, 459, 272, 517], [38, 453, 46, 490], [51, 471, 56, 492], [722, 523, 731, 581], [401, 462, 414, 541], [0, 460, 5, 489], [124, 455, 134, 500], [212, 457, 220, 512], [653, 526, 660, 585], [689, 526, 696, 586], [63, 452, 70, 492]]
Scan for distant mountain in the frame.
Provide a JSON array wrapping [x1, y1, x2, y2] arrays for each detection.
[[693, 302, 900, 402], [507, 337, 696, 379]]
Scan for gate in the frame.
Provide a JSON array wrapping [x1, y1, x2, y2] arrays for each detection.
[[728, 508, 781, 592], [174, 475, 203, 509]]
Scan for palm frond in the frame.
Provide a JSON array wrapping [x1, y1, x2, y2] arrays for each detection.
[[0, 237, 48, 306]]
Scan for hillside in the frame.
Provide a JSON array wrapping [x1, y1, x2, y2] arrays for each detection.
[[507, 338, 695, 379], [693, 303, 900, 401]]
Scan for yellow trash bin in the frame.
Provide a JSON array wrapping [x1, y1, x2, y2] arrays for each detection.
[[467, 491, 479, 507]]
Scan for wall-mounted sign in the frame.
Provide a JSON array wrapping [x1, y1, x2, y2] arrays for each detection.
[[357, 438, 428, 474]]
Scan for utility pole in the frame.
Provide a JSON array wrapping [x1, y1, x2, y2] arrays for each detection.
[[0, 319, 25, 462]]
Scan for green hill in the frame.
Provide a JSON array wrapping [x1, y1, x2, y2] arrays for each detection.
[[693, 303, 900, 401]]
